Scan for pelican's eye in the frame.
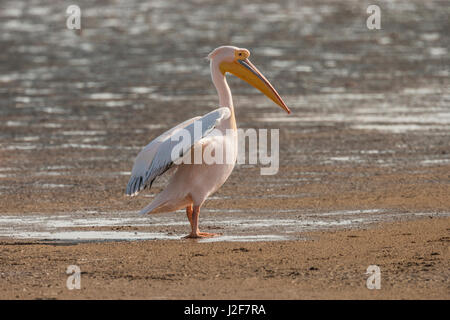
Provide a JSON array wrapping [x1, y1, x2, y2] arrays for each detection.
[[235, 50, 249, 60]]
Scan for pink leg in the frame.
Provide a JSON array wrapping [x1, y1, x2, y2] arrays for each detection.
[[184, 205, 219, 239], [186, 205, 193, 229]]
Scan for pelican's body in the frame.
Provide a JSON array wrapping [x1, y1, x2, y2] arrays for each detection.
[[126, 46, 290, 238], [141, 127, 237, 214]]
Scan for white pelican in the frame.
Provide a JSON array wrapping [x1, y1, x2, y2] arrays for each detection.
[[126, 46, 290, 238]]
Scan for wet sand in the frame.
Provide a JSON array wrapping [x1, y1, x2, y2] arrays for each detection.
[[0, 0, 449, 299], [0, 217, 448, 299]]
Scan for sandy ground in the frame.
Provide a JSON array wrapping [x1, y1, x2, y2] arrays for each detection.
[[0, 217, 448, 300]]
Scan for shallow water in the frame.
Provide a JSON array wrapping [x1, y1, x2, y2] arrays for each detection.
[[0, 209, 448, 242], [0, 0, 449, 242]]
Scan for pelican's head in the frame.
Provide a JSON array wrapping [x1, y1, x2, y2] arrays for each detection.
[[208, 46, 291, 114]]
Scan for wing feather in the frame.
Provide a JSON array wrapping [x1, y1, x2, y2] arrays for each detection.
[[125, 107, 231, 196]]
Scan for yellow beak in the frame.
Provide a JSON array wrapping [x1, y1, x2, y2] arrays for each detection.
[[220, 58, 291, 114]]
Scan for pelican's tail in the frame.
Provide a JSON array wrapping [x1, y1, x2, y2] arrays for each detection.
[[139, 195, 192, 215], [139, 201, 161, 215]]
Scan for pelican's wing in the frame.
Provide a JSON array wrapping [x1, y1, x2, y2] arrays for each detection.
[[126, 117, 200, 194], [126, 107, 231, 196]]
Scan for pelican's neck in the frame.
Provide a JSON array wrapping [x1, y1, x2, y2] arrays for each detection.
[[211, 60, 233, 109], [211, 61, 236, 130]]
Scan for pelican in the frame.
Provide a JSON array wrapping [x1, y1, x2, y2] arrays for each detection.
[[126, 46, 290, 238]]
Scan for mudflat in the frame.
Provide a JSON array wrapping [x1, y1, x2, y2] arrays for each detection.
[[0, 217, 448, 299]]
